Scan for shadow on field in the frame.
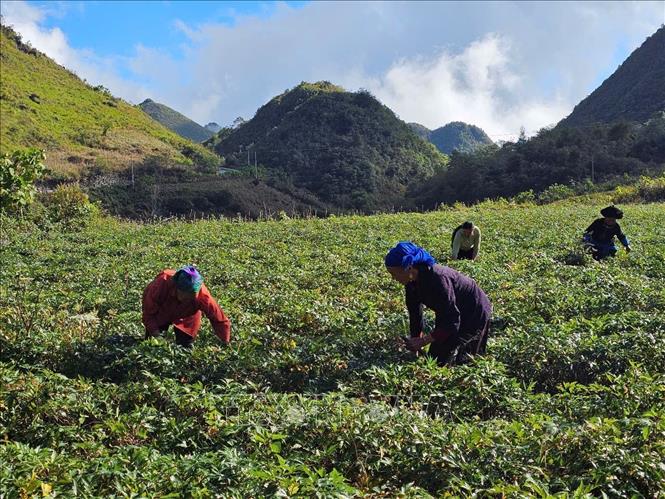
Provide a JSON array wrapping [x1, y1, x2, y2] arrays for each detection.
[[13, 331, 408, 394]]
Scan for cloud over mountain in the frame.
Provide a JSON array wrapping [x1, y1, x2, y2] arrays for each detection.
[[3, 1, 662, 140]]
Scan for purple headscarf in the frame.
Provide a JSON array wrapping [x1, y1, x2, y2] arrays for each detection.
[[173, 265, 203, 293]]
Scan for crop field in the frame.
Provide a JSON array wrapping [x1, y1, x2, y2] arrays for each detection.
[[1, 200, 664, 497]]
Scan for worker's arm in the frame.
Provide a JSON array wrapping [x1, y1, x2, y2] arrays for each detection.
[[142, 276, 166, 335], [615, 223, 630, 250], [198, 286, 231, 344], [404, 277, 460, 352], [472, 228, 481, 260], [451, 231, 462, 259], [405, 284, 424, 338], [430, 274, 461, 342]]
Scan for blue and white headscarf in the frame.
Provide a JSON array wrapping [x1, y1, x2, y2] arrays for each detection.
[[384, 241, 436, 269]]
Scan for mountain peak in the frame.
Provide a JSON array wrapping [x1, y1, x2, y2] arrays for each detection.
[[409, 121, 493, 154], [208, 82, 447, 211], [138, 99, 214, 142], [560, 26, 665, 127]]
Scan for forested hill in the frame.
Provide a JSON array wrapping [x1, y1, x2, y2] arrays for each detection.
[[139, 99, 214, 142], [560, 26, 665, 127], [0, 24, 218, 178], [407, 122, 432, 140], [207, 81, 448, 211], [408, 122, 494, 154], [429, 122, 494, 154], [409, 115, 665, 209]]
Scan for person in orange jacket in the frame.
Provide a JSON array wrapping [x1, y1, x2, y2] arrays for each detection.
[[142, 265, 231, 348]]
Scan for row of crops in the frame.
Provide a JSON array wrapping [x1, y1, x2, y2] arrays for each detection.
[[1, 201, 664, 496]]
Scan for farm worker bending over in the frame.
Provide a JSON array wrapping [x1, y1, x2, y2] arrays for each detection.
[[583, 205, 631, 261], [385, 242, 492, 366], [142, 265, 231, 348], [451, 221, 481, 260]]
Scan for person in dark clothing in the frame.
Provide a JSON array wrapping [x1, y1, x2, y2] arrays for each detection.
[[385, 242, 492, 366], [583, 205, 631, 261]]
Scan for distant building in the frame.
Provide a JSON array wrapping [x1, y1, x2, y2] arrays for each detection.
[[218, 167, 240, 176]]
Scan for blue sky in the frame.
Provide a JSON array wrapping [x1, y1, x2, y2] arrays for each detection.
[[30, 1, 306, 57], [2, 1, 664, 140]]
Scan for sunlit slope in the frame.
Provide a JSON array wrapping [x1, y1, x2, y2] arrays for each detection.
[[560, 26, 665, 127], [2, 199, 664, 495], [0, 25, 218, 176]]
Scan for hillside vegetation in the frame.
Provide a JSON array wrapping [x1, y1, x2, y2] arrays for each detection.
[[0, 25, 219, 178], [88, 161, 333, 219], [2, 198, 664, 496], [430, 121, 494, 154], [208, 82, 448, 211], [139, 99, 214, 142], [412, 115, 665, 209], [409, 121, 494, 154], [560, 26, 665, 127]]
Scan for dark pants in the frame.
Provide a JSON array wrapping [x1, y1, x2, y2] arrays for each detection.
[[427, 321, 490, 366], [590, 244, 617, 261], [145, 325, 195, 348], [456, 248, 474, 260]]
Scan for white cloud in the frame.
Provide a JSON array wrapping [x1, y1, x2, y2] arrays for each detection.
[[154, 1, 663, 137], [354, 34, 571, 140], [2, 1, 663, 139]]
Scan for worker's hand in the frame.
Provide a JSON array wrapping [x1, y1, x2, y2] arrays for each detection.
[[404, 334, 433, 353]]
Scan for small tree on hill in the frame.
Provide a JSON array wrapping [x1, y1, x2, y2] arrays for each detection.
[[0, 149, 47, 214]]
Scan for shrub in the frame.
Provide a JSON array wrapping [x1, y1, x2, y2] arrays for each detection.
[[46, 183, 99, 222], [613, 175, 665, 203], [0, 148, 47, 213], [512, 189, 536, 204], [537, 183, 575, 204]]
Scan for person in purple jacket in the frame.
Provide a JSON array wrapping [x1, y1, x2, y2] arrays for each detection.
[[385, 241, 492, 366]]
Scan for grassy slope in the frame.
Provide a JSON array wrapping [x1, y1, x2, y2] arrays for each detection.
[[138, 99, 214, 143], [1, 198, 664, 495], [0, 25, 218, 177], [560, 26, 665, 127]]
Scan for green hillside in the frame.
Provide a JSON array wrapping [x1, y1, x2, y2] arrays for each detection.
[[429, 121, 494, 154], [407, 122, 431, 140], [560, 26, 665, 127], [408, 121, 494, 154], [139, 98, 214, 142], [0, 25, 219, 177], [2, 197, 664, 495], [208, 82, 448, 211], [412, 115, 665, 209], [89, 164, 334, 219]]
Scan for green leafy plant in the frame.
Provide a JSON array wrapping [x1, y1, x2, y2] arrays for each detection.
[[0, 148, 47, 212], [45, 183, 99, 222], [1, 199, 664, 496]]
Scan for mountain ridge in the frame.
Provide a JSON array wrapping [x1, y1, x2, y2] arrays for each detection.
[[408, 122, 493, 153], [0, 24, 219, 177], [560, 26, 665, 127], [138, 98, 215, 142], [208, 81, 448, 211]]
